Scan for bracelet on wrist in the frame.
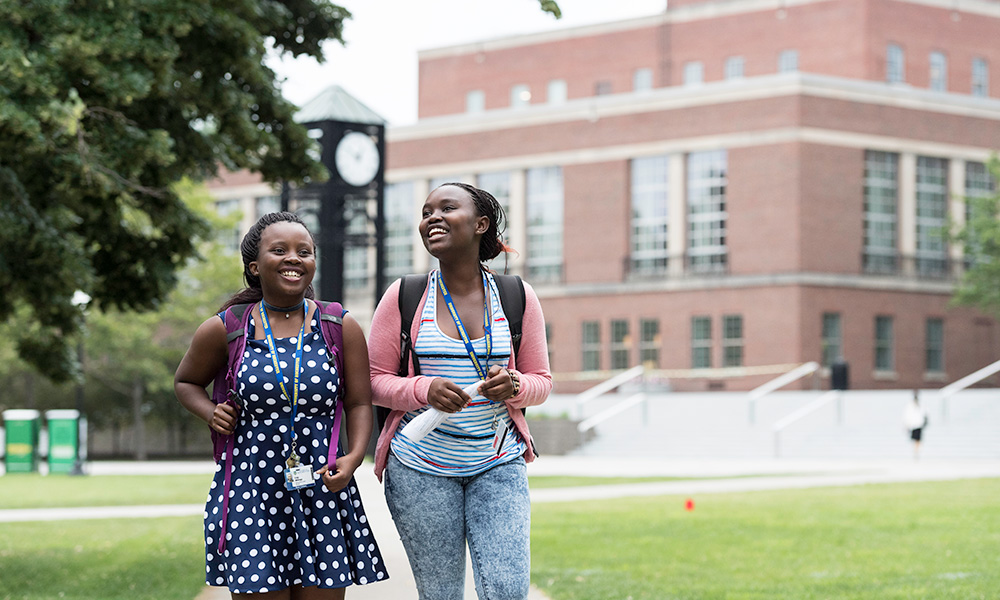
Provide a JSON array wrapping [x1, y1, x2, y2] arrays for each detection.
[[508, 369, 521, 398]]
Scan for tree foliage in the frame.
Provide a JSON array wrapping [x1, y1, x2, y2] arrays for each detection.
[[952, 156, 1000, 318], [0, 1, 348, 381], [0, 1, 560, 383]]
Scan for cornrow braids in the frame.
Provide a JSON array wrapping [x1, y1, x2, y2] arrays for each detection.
[[435, 182, 513, 264], [219, 211, 316, 311]]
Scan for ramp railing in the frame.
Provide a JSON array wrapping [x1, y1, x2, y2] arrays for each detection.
[[747, 362, 820, 424], [939, 358, 1000, 422]]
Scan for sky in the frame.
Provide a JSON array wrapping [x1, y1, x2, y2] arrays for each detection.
[[268, 0, 668, 127]]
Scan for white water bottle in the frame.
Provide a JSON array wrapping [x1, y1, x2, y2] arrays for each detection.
[[399, 381, 483, 443]]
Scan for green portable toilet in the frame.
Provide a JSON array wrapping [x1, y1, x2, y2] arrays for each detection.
[[3, 409, 41, 474], [45, 410, 81, 474]]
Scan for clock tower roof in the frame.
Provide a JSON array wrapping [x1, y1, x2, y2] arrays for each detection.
[[295, 85, 386, 127]]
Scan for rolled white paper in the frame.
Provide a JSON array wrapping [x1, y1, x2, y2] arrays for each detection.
[[399, 381, 483, 443]]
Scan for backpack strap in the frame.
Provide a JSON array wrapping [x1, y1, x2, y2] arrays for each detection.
[[397, 273, 430, 377], [314, 300, 346, 471], [213, 302, 253, 554], [493, 274, 525, 359], [376, 274, 429, 433]]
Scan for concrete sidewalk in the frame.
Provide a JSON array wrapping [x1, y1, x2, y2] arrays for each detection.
[[5, 456, 999, 599]]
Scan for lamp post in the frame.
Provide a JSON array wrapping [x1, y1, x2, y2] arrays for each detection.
[[69, 291, 90, 476]]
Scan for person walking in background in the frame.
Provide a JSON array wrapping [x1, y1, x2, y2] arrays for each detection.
[[903, 390, 929, 460], [368, 183, 552, 599], [175, 212, 387, 598]]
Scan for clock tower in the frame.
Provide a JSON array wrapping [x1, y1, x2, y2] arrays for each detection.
[[289, 86, 387, 306]]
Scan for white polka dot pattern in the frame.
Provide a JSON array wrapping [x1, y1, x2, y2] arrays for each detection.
[[204, 313, 387, 592]]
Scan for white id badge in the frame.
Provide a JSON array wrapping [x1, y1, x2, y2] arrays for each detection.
[[492, 420, 510, 455], [284, 465, 316, 491]]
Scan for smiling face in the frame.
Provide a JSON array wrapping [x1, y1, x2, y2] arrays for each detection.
[[419, 185, 489, 260], [248, 221, 316, 301]]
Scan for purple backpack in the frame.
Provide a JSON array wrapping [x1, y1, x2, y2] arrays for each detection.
[[209, 300, 346, 552]]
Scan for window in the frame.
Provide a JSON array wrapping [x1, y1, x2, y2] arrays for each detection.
[[972, 58, 989, 97], [630, 155, 670, 275], [875, 316, 894, 372], [526, 166, 564, 282], [691, 316, 712, 369], [215, 198, 241, 252], [640, 319, 660, 367], [547, 79, 567, 104], [964, 161, 997, 265], [466, 90, 485, 113], [722, 315, 743, 367], [926, 318, 944, 373], [476, 171, 512, 273], [344, 210, 368, 290], [611, 320, 631, 370], [863, 151, 899, 274], [683, 61, 704, 85], [383, 182, 414, 281], [687, 150, 728, 273], [887, 44, 905, 83], [821, 313, 842, 367], [255, 195, 281, 219], [510, 84, 531, 107], [915, 156, 949, 277], [633, 68, 653, 92], [929, 51, 947, 92], [582, 321, 601, 371], [778, 50, 799, 73], [594, 80, 613, 96], [724, 56, 745, 80]]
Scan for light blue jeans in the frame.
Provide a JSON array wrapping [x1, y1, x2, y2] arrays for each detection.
[[384, 454, 531, 600]]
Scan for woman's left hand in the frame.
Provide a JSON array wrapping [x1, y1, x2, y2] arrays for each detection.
[[317, 455, 362, 493], [481, 365, 516, 402]]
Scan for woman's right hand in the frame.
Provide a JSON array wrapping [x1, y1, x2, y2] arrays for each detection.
[[210, 403, 239, 435], [427, 377, 471, 414]]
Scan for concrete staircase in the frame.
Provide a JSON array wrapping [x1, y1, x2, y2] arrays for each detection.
[[534, 389, 1000, 459]]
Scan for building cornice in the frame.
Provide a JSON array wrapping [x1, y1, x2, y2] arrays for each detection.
[[388, 73, 1000, 145], [418, 0, 1000, 60], [532, 271, 956, 300]]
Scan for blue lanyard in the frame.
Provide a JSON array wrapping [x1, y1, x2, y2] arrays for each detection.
[[258, 301, 307, 446], [437, 271, 492, 381]]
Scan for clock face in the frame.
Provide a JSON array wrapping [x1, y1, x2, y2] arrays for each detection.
[[334, 131, 380, 187]]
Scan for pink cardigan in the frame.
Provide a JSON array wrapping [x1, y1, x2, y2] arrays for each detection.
[[368, 276, 553, 481]]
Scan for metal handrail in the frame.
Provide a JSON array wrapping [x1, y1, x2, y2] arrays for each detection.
[[747, 361, 819, 423], [573, 365, 645, 420], [771, 390, 841, 457], [578, 393, 647, 435], [939, 358, 1000, 422]]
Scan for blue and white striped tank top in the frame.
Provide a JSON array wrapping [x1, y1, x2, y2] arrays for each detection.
[[390, 270, 527, 476]]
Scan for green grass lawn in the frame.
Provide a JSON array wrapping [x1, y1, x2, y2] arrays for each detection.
[[0, 517, 205, 600], [0, 474, 214, 509], [531, 478, 1000, 599], [3, 473, 998, 599], [0, 472, 686, 509]]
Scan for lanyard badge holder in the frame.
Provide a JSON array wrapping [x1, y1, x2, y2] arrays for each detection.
[[259, 302, 315, 491], [438, 273, 508, 454]]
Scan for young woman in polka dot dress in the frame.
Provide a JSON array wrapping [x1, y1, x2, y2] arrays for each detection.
[[176, 212, 387, 598]]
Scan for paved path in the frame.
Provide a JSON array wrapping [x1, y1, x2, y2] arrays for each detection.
[[4, 457, 999, 599]]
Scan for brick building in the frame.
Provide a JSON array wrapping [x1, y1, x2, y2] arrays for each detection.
[[380, 0, 1000, 392], [209, 0, 1000, 392]]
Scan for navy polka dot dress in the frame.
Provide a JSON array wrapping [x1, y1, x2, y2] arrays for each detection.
[[204, 311, 387, 592]]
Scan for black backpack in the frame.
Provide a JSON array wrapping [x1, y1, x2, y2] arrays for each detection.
[[375, 273, 526, 432]]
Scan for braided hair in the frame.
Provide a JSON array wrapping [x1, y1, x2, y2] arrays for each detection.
[[219, 211, 317, 311], [435, 182, 515, 266]]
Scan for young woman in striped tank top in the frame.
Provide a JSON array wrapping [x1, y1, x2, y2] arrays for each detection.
[[369, 183, 553, 599]]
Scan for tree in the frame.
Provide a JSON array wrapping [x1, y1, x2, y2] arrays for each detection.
[[952, 156, 1000, 318], [0, 1, 560, 383], [81, 179, 243, 458]]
